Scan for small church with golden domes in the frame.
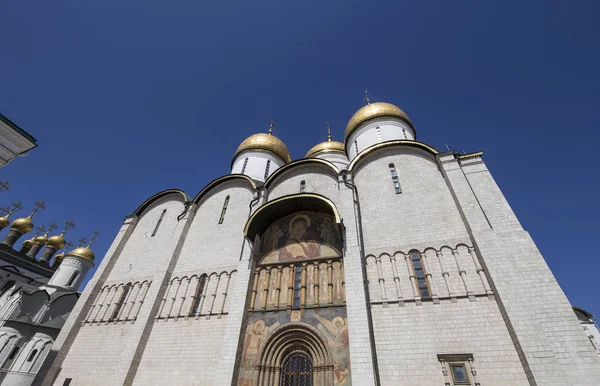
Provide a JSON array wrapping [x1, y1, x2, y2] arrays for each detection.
[[35, 101, 600, 386], [0, 201, 99, 386]]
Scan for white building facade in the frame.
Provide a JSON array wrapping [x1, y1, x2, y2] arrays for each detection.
[[36, 102, 600, 386]]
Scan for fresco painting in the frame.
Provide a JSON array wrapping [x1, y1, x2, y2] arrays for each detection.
[[260, 211, 342, 264], [238, 307, 352, 386]]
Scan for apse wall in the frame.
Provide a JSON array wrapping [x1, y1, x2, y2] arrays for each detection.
[[353, 146, 470, 252]]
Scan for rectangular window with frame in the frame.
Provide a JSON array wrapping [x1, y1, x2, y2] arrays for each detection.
[[389, 163, 402, 194], [437, 354, 476, 386], [300, 180, 306, 192]]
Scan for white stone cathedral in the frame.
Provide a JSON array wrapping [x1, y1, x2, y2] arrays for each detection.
[[36, 102, 600, 386]]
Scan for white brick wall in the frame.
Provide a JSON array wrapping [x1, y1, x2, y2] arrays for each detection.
[[40, 143, 600, 386]]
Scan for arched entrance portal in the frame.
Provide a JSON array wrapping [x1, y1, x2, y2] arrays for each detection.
[[281, 351, 313, 386], [256, 323, 335, 386]]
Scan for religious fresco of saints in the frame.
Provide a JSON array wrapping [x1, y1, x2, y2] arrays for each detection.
[[260, 211, 342, 264]]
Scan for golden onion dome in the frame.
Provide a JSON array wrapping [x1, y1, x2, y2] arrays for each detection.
[[345, 102, 412, 142], [11, 217, 34, 234], [54, 252, 65, 263], [305, 140, 345, 158], [34, 235, 48, 245], [67, 247, 95, 263], [22, 238, 34, 248], [47, 234, 66, 249], [0, 216, 9, 228], [234, 133, 291, 163]]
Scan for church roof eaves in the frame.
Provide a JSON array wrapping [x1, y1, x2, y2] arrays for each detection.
[[193, 174, 257, 205], [347, 140, 439, 172], [133, 189, 190, 217]]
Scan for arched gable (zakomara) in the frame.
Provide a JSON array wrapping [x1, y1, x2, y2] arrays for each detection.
[[111, 189, 190, 283], [244, 193, 344, 266], [265, 159, 340, 202], [175, 174, 257, 273], [351, 142, 470, 251]]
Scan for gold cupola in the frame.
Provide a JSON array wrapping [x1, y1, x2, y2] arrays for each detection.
[[344, 101, 413, 143], [68, 246, 95, 263], [306, 123, 345, 158], [47, 234, 66, 249], [11, 217, 34, 234], [234, 119, 291, 163], [0, 216, 9, 229], [65, 232, 99, 264]]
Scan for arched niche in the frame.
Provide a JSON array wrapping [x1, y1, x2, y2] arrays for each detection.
[[244, 193, 342, 250]]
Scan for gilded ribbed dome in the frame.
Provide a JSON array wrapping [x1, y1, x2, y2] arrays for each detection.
[[0, 216, 9, 228], [11, 217, 33, 234], [305, 140, 345, 158], [68, 247, 95, 263], [34, 235, 48, 245], [345, 102, 412, 142], [47, 234, 66, 249], [234, 133, 291, 163]]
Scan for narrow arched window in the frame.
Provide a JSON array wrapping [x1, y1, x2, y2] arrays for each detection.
[[111, 283, 132, 321], [152, 209, 167, 237], [293, 265, 302, 309], [281, 352, 313, 385], [0, 280, 15, 296], [189, 275, 207, 315], [27, 349, 38, 362], [409, 251, 430, 298], [300, 180, 306, 192], [67, 272, 79, 287], [354, 140, 359, 154], [2, 346, 20, 369], [376, 126, 383, 142], [389, 163, 402, 194], [218, 196, 230, 224], [264, 160, 271, 180], [241, 158, 249, 174], [7, 347, 19, 360]]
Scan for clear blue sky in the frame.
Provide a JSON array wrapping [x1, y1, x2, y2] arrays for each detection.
[[1, 1, 599, 316]]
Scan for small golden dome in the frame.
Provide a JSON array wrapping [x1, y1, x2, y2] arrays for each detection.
[[67, 247, 95, 263], [47, 234, 66, 249], [34, 235, 48, 245], [0, 216, 9, 228], [234, 133, 291, 163], [54, 253, 65, 262], [345, 102, 412, 142], [305, 140, 345, 158], [22, 238, 34, 248], [11, 217, 33, 234]]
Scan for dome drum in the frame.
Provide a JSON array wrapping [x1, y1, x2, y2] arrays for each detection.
[[344, 103, 416, 161]]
